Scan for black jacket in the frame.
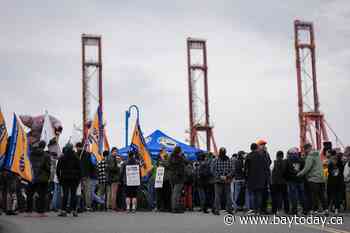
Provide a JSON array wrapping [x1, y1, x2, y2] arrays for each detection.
[[271, 159, 287, 185], [285, 155, 305, 183], [234, 156, 245, 181], [56, 148, 81, 183], [327, 159, 344, 186], [79, 150, 96, 178], [30, 147, 51, 183], [245, 151, 269, 191], [169, 154, 186, 185]]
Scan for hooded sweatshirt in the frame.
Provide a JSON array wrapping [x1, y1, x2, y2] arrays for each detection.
[[297, 150, 325, 183]]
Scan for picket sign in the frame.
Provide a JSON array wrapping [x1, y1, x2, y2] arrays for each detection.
[[126, 165, 140, 186], [154, 166, 165, 188]]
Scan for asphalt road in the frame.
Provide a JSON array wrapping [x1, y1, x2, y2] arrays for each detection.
[[0, 211, 349, 233]]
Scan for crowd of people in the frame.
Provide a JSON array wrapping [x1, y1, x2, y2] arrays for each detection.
[[1, 137, 350, 218]]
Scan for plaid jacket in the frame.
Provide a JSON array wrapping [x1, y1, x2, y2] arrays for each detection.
[[212, 155, 234, 183], [97, 159, 107, 184]]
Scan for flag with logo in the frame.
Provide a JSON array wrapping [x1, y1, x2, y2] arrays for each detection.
[[87, 107, 104, 165], [4, 113, 33, 182], [0, 108, 8, 168], [131, 120, 153, 177]]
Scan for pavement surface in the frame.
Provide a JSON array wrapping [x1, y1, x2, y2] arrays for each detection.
[[0, 211, 349, 233]]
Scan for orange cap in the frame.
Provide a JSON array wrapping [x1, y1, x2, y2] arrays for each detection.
[[256, 139, 267, 145]]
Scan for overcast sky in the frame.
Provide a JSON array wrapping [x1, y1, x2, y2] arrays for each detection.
[[1, 0, 349, 157]]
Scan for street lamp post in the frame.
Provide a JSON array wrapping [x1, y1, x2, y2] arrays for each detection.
[[125, 105, 140, 147]]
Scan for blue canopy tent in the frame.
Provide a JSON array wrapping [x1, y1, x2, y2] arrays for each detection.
[[118, 129, 203, 161]]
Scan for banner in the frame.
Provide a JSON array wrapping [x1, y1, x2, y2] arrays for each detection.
[[0, 108, 8, 158], [126, 165, 140, 186], [4, 113, 33, 182], [87, 107, 104, 164], [131, 120, 153, 177], [154, 166, 165, 188], [40, 111, 55, 147]]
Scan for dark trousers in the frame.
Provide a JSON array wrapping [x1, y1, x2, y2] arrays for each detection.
[[287, 182, 305, 213], [260, 186, 269, 213], [328, 183, 342, 210], [251, 189, 264, 213], [156, 180, 172, 211], [198, 184, 211, 211], [271, 184, 289, 214], [214, 183, 233, 211], [308, 182, 327, 211], [26, 182, 48, 213], [61, 181, 79, 212]]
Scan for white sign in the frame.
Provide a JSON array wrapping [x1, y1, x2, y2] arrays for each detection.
[[126, 165, 140, 186], [155, 166, 165, 188]]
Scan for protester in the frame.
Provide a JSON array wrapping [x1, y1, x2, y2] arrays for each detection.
[[285, 147, 306, 215], [169, 146, 186, 213], [97, 151, 108, 210], [196, 153, 211, 213], [344, 146, 350, 211], [232, 151, 247, 212], [155, 151, 172, 212], [122, 151, 141, 213], [26, 140, 51, 217], [256, 139, 272, 214], [271, 151, 288, 215], [212, 147, 234, 215], [107, 147, 122, 211], [56, 143, 81, 217], [327, 150, 344, 215], [297, 143, 328, 215], [77, 142, 94, 211], [48, 138, 62, 212], [245, 143, 270, 215], [183, 161, 194, 211]]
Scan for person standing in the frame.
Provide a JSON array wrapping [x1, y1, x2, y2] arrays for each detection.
[[121, 151, 141, 213], [48, 137, 62, 212], [155, 151, 172, 212], [271, 151, 288, 215], [97, 151, 108, 210], [76, 142, 94, 211], [184, 161, 194, 211], [285, 147, 306, 215], [169, 146, 186, 213], [344, 146, 350, 211], [212, 147, 234, 215], [256, 139, 272, 214], [26, 141, 51, 217], [245, 143, 270, 215], [327, 150, 344, 215], [56, 143, 81, 217], [107, 147, 122, 211], [297, 143, 328, 215], [196, 153, 211, 213], [232, 151, 248, 212]]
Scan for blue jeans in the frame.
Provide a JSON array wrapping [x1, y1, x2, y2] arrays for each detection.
[[251, 189, 264, 212], [148, 178, 156, 209], [51, 182, 62, 210], [233, 181, 248, 209], [287, 182, 305, 213], [91, 179, 105, 204]]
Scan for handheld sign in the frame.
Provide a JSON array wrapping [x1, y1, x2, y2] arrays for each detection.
[[126, 165, 140, 186], [155, 166, 165, 188]]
